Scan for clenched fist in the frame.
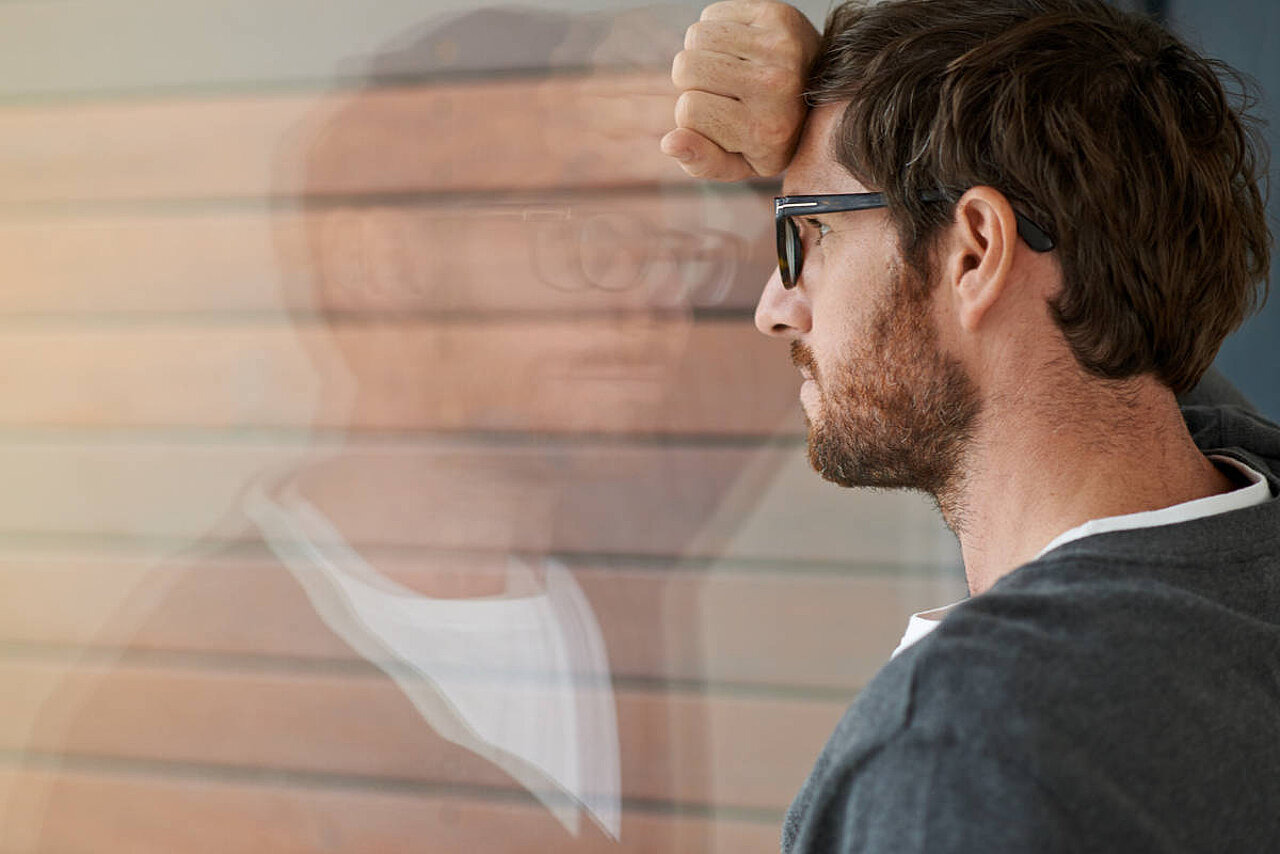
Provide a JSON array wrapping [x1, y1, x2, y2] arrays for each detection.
[[661, 0, 819, 181]]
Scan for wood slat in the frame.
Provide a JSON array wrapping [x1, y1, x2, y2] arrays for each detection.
[[0, 193, 775, 315], [0, 551, 966, 691], [0, 658, 843, 811], [0, 766, 780, 854], [0, 319, 801, 434], [0, 72, 683, 205], [0, 0, 715, 99], [0, 441, 961, 566]]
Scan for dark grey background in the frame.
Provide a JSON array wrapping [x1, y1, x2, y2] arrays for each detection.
[[1164, 0, 1280, 420]]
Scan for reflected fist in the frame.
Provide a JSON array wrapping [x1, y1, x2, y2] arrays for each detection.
[[661, 0, 819, 181]]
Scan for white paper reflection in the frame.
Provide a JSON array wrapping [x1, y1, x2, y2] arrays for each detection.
[[245, 482, 620, 840]]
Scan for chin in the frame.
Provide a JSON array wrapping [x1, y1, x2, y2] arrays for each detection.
[[805, 411, 937, 493]]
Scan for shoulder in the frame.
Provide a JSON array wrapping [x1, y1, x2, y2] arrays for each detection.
[[784, 579, 1086, 853], [903, 560, 1255, 731], [786, 561, 1280, 852], [785, 610, 1085, 854]]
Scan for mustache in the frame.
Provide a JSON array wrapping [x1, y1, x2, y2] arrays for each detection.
[[790, 340, 819, 380]]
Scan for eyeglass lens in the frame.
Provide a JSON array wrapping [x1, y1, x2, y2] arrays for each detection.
[[783, 217, 800, 288]]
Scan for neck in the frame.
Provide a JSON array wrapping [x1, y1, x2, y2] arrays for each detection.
[[940, 376, 1235, 596]]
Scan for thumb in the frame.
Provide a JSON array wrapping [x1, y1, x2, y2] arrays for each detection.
[[660, 127, 756, 182]]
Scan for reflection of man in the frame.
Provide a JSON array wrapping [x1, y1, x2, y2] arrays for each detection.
[[253, 3, 795, 845], [258, 8, 735, 840], [667, 0, 1280, 850], [7, 8, 792, 851]]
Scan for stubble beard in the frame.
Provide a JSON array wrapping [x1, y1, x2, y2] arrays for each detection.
[[793, 262, 981, 527]]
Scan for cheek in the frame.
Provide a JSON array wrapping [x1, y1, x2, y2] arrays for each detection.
[[808, 282, 873, 358], [820, 241, 902, 330]]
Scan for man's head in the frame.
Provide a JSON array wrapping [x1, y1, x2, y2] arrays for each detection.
[[806, 0, 1270, 393], [757, 0, 1270, 510]]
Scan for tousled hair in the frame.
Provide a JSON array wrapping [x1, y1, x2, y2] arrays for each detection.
[[807, 0, 1270, 393]]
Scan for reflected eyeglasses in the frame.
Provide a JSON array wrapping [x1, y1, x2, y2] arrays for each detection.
[[775, 191, 1056, 289]]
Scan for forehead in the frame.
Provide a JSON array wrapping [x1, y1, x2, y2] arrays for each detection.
[[782, 102, 868, 196]]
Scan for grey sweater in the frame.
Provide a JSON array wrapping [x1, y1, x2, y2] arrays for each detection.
[[783, 394, 1280, 852]]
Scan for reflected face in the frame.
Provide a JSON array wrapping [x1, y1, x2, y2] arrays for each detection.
[[757, 104, 980, 501], [530, 312, 692, 430], [300, 78, 778, 441]]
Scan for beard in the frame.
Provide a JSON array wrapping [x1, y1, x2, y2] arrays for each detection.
[[793, 260, 980, 515]]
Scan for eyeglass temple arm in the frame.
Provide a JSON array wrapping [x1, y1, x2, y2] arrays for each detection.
[[921, 190, 1055, 252], [778, 192, 1055, 252]]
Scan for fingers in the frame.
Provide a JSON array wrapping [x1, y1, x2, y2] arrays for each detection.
[[674, 88, 798, 177], [674, 90, 754, 153], [672, 49, 756, 100], [660, 127, 756, 181], [683, 19, 773, 64], [673, 47, 804, 107], [684, 20, 744, 56], [662, 0, 820, 181], [670, 47, 804, 163]]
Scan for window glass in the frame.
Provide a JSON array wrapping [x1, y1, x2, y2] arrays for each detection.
[[0, 2, 968, 850]]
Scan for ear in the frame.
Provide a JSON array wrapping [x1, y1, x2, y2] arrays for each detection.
[[941, 187, 1018, 333]]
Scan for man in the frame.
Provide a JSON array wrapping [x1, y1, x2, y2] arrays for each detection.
[[664, 0, 1280, 850]]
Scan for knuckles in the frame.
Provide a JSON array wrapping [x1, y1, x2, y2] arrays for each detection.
[[753, 1, 789, 28], [754, 63, 801, 97], [751, 110, 798, 157], [759, 30, 804, 69], [755, 0, 808, 38], [672, 48, 802, 102], [671, 49, 694, 89], [674, 90, 702, 129], [684, 21, 707, 52]]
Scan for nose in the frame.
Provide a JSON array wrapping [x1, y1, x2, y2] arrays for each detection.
[[754, 267, 812, 337]]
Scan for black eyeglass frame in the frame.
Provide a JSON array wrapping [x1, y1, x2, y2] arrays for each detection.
[[775, 191, 1056, 289]]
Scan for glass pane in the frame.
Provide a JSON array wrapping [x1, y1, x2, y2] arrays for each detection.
[[0, 2, 966, 851]]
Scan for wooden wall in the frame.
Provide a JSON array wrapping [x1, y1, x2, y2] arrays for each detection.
[[0, 2, 965, 851]]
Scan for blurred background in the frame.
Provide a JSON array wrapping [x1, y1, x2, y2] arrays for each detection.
[[0, 0, 1271, 852]]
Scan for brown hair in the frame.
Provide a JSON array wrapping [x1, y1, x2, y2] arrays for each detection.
[[807, 0, 1270, 393]]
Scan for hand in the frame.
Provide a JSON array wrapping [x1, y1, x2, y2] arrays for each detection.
[[661, 0, 819, 181]]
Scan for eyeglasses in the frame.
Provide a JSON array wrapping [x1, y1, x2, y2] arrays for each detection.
[[317, 205, 745, 309], [529, 209, 744, 305], [775, 191, 1056, 289]]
